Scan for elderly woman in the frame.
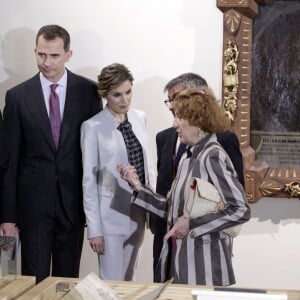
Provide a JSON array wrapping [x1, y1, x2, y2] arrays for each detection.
[[118, 87, 250, 286], [81, 63, 155, 280]]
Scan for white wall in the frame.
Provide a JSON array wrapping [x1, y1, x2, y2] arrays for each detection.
[[1, 0, 299, 291]]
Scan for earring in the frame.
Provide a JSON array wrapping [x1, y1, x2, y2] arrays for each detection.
[[198, 128, 202, 137], [198, 128, 207, 139]]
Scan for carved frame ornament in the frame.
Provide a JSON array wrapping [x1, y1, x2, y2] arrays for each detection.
[[217, 0, 300, 202]]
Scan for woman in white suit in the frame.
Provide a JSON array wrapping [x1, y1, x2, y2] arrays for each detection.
[[80, 63, 155, 280]]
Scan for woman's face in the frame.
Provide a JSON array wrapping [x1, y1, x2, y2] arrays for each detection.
[[173, 116, 199, 146], [106, 80, 132, 116]]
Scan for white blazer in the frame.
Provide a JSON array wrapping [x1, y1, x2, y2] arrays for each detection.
[[81, 106, 156, 238]]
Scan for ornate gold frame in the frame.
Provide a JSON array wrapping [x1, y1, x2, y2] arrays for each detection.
[[217, 0, 300, 202]]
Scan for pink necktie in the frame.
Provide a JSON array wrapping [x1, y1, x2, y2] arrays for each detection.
[[49, 84, 61, 149]]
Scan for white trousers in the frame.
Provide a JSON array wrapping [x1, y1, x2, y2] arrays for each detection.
[[98, 212, 145, 281]]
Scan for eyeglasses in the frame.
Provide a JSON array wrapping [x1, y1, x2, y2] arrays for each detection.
[[164, 99, 176, 116], [164, 91, 180, 109], [163, 100, 175, 116], [164, 98, 173, 108]]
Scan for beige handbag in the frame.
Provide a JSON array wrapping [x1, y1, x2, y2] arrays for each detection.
[[183, 144, 242, 238], [184, 177, 221, 218]]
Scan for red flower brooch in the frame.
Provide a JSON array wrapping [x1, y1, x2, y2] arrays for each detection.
[[190, 179, 197, 190]]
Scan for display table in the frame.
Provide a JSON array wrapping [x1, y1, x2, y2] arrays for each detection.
[[0, 276, 35, 300], [14, 275, 300, 300], [16, 277, 79, 300], [106, 282, 300, 300]]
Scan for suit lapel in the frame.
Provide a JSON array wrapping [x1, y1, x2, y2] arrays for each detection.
[[59, 70, 76, 150], [168, 128, 178, 157], [168, 128, 178, 177], [25, 74, 56, 152]]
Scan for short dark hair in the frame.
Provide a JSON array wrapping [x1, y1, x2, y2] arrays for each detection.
[[97, 63, 134, 98], [164, 72, 208, 92], [36, 25, 71, 51]]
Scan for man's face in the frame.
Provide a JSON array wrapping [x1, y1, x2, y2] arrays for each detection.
[[35, 35, 72, 82]]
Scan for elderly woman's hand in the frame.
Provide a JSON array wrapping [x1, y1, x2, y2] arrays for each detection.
[[117, 163, 142, 191], [163, 216, 190, 241]]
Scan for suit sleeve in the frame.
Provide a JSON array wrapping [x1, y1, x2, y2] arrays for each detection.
[[0, 112, 9, 222], [80, 121, 103, 238], [155, 130, 175, 197], [89, 82, 103, 116], [218, 132, 244, 187], [0, 91, 21, 223], [156, 133, 163, 174], [0, 111, 7, 178]]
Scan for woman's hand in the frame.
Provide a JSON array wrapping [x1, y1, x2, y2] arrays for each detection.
[[89, 236, 105, 255], [117, 163, 142, 191], [163, 216, 190, 241]]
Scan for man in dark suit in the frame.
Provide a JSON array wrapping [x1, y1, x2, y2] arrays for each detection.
[[152, 73, 244, 281], [0, 110, 8, 213], [0, 111, 5, 174], [0, 25, 101, 283], [0, 109, 16, 237]]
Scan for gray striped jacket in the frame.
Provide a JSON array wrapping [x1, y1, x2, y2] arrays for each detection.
[[133, 134, 250, 286]]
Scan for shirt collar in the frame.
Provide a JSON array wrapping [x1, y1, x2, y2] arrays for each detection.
[[40, 69, 68, 90]]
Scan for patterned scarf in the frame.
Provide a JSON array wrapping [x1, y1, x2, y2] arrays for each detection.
[[118, 120, 145, 184]]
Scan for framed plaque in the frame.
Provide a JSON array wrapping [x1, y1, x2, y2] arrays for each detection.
[[217, 0, 300, 202]]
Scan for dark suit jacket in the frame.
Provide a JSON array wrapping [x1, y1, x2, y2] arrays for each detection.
[[152, 127, 244, 233], [0, 111, 8, 223], [1, 70, 101, 227], [0, 111, 7, 180]]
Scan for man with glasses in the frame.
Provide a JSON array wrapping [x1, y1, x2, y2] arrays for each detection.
[[151, 72, 244, 282]]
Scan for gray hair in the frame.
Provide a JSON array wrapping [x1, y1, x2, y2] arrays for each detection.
[[164, 72, 208, 92]]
